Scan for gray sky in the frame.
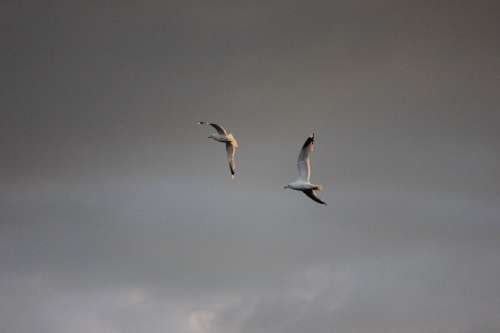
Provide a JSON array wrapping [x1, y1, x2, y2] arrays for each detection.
[[1, 1, 500, 332]]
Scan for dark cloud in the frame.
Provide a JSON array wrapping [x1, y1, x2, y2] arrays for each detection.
[[1, 0, 499, 332]]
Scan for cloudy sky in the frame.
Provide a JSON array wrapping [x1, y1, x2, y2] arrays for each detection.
[[1, 1, 500, 332]]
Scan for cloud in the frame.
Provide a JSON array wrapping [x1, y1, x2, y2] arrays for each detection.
[[1, 0, 499, 332], [0, 265, 355, 333], [188, 310, 216, 333], [210, 266, 354, 333]]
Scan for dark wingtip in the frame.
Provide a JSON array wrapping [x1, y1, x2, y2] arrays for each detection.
[[302, 133, 315, 148], [317, 197, 327, 206]]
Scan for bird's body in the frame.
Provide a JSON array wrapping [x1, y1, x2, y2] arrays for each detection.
[[197, 121, 238, 178], [285, 181, 322, 191], [284, 133, 327, 205], [208, 133, 239, 147]]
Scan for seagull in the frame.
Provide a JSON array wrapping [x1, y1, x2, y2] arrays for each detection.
[[284, 133, 327, 205], [197, 121, 239, 179]]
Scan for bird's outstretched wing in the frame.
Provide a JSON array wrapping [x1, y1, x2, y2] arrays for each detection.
[[303, 189, 327, 205], [226, 142, 236, 179], [297, 133, 314, 182], [197, 121, 228, 135]]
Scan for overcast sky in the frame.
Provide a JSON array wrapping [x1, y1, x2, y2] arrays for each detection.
[[1, 1, 500, 332]]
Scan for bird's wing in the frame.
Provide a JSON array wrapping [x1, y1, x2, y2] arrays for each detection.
[[297, 133, 315, 182], [303, 189, 327, 205], [226, 142, 236, 179], [197, 121, 228, 135]]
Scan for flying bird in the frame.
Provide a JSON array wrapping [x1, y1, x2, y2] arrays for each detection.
[[197, 121, 239, 179], [284, 133, 327, 205]]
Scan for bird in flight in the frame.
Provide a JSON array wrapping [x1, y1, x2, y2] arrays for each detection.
[[197, 121, 239, 179], [284, 133, 327, 205]]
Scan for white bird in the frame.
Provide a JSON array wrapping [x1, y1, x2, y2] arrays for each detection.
[[197, 121, 239, 179], [284, 133, 327, 205]]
